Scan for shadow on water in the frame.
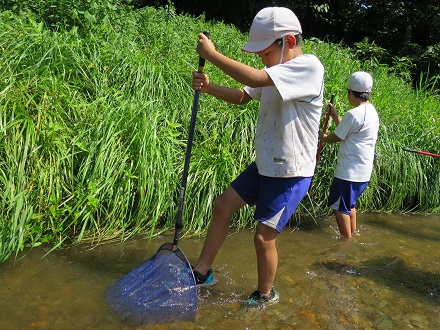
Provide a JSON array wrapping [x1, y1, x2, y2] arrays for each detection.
[[0, 213, 439, 329], [320, 257, 440, 304], [367, 215, 439, 242]]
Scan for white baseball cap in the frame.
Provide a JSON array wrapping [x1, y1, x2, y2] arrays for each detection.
[[242, 7, 302, 53], [348, 71, 373, 93]]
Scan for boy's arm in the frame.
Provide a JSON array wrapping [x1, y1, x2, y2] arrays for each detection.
[[319, 132, 342, 144], [196, 33, 273, 88], [206, 83, 252, 105], [192, 71, 252, 105], [328, 104, 341, 125], [207, 52, 272, 88], [318, 103, 342, 143]]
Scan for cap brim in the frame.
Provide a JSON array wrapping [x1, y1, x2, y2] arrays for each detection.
[[242, 40, 274, 53]]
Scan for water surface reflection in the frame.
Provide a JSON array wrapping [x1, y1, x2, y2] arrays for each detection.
[[0, 213, 439, 329]]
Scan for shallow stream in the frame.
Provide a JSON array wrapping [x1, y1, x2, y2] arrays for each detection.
[[1, 213, 439, 329]]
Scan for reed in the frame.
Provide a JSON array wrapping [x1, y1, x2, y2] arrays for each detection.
[[0, 3, 439, 261]]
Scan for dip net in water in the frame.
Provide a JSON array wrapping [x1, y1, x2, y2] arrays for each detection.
[[105, 243, 198, 325]]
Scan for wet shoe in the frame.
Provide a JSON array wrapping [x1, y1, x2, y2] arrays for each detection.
[[192, 268, 217, 287], [242, 286, 279, 308]]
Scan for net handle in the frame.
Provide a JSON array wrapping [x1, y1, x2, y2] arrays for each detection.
[[174, 32, 210, 247]]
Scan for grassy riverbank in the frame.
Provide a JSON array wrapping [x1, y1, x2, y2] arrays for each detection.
[[1, 2, 439, 262]]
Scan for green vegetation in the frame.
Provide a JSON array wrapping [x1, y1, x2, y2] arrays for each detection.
[[0, 2, 439, 262]]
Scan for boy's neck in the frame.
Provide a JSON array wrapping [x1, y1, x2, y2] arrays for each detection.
[[352, 99, 371, 107], [284, 47, 303, 62]]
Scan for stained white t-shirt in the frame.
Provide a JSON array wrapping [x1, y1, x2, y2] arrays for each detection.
[[244, 54, 324, 178], [334, 103, 379, 182]]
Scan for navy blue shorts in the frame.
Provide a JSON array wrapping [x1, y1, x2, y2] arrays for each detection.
[[231, 162, 311, 233], [327, 177, 368, 214]]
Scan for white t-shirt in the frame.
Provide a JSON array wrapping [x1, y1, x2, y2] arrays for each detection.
[[244, 54, 324, 178], [334, 103, 379, 182]]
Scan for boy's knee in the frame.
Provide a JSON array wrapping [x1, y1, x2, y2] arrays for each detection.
[[254, 224, 277, 246], [212, 194, 235, 220], [212, 187, 244, 217], [213, 194, 226, 211]]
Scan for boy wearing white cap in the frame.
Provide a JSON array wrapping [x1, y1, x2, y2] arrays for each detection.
[[192, 7, 324, 306], [320, 71, 379, 238]]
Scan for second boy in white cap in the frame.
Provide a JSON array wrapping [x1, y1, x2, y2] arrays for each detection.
[[320, 71, 379, 238], [191, 7, 324, 307]]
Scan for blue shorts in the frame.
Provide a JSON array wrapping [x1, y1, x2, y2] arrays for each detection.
[[231, 162, 311, 233], [327, 177, 368, 214]]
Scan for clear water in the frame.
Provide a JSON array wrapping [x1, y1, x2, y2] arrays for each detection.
[[1, 213, 439, 329]]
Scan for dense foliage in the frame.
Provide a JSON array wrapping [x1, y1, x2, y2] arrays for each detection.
[[142, 0, 440, 91], [0, 2, 439, 262]]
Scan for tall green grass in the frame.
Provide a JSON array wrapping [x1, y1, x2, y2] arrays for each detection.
[[0, 4, 439, 262]]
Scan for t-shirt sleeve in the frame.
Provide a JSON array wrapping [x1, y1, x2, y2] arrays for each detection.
[[243, 85, 261, 101], [264, 55, 324, 103], [334, 112, 355, 140]]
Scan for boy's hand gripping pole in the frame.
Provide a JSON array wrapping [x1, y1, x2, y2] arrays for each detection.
[[316, 94, 335, 165], [309, 94, 335, 193]]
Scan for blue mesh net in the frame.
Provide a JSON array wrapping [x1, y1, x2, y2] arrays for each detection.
[[105, 243, 198, 325]]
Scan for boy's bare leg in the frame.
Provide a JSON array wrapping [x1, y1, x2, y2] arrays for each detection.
[[254, 223, 278, 296], [335, 210, 353, 238], [350, 207, 357, 234], [194, 186, 246, 275]]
